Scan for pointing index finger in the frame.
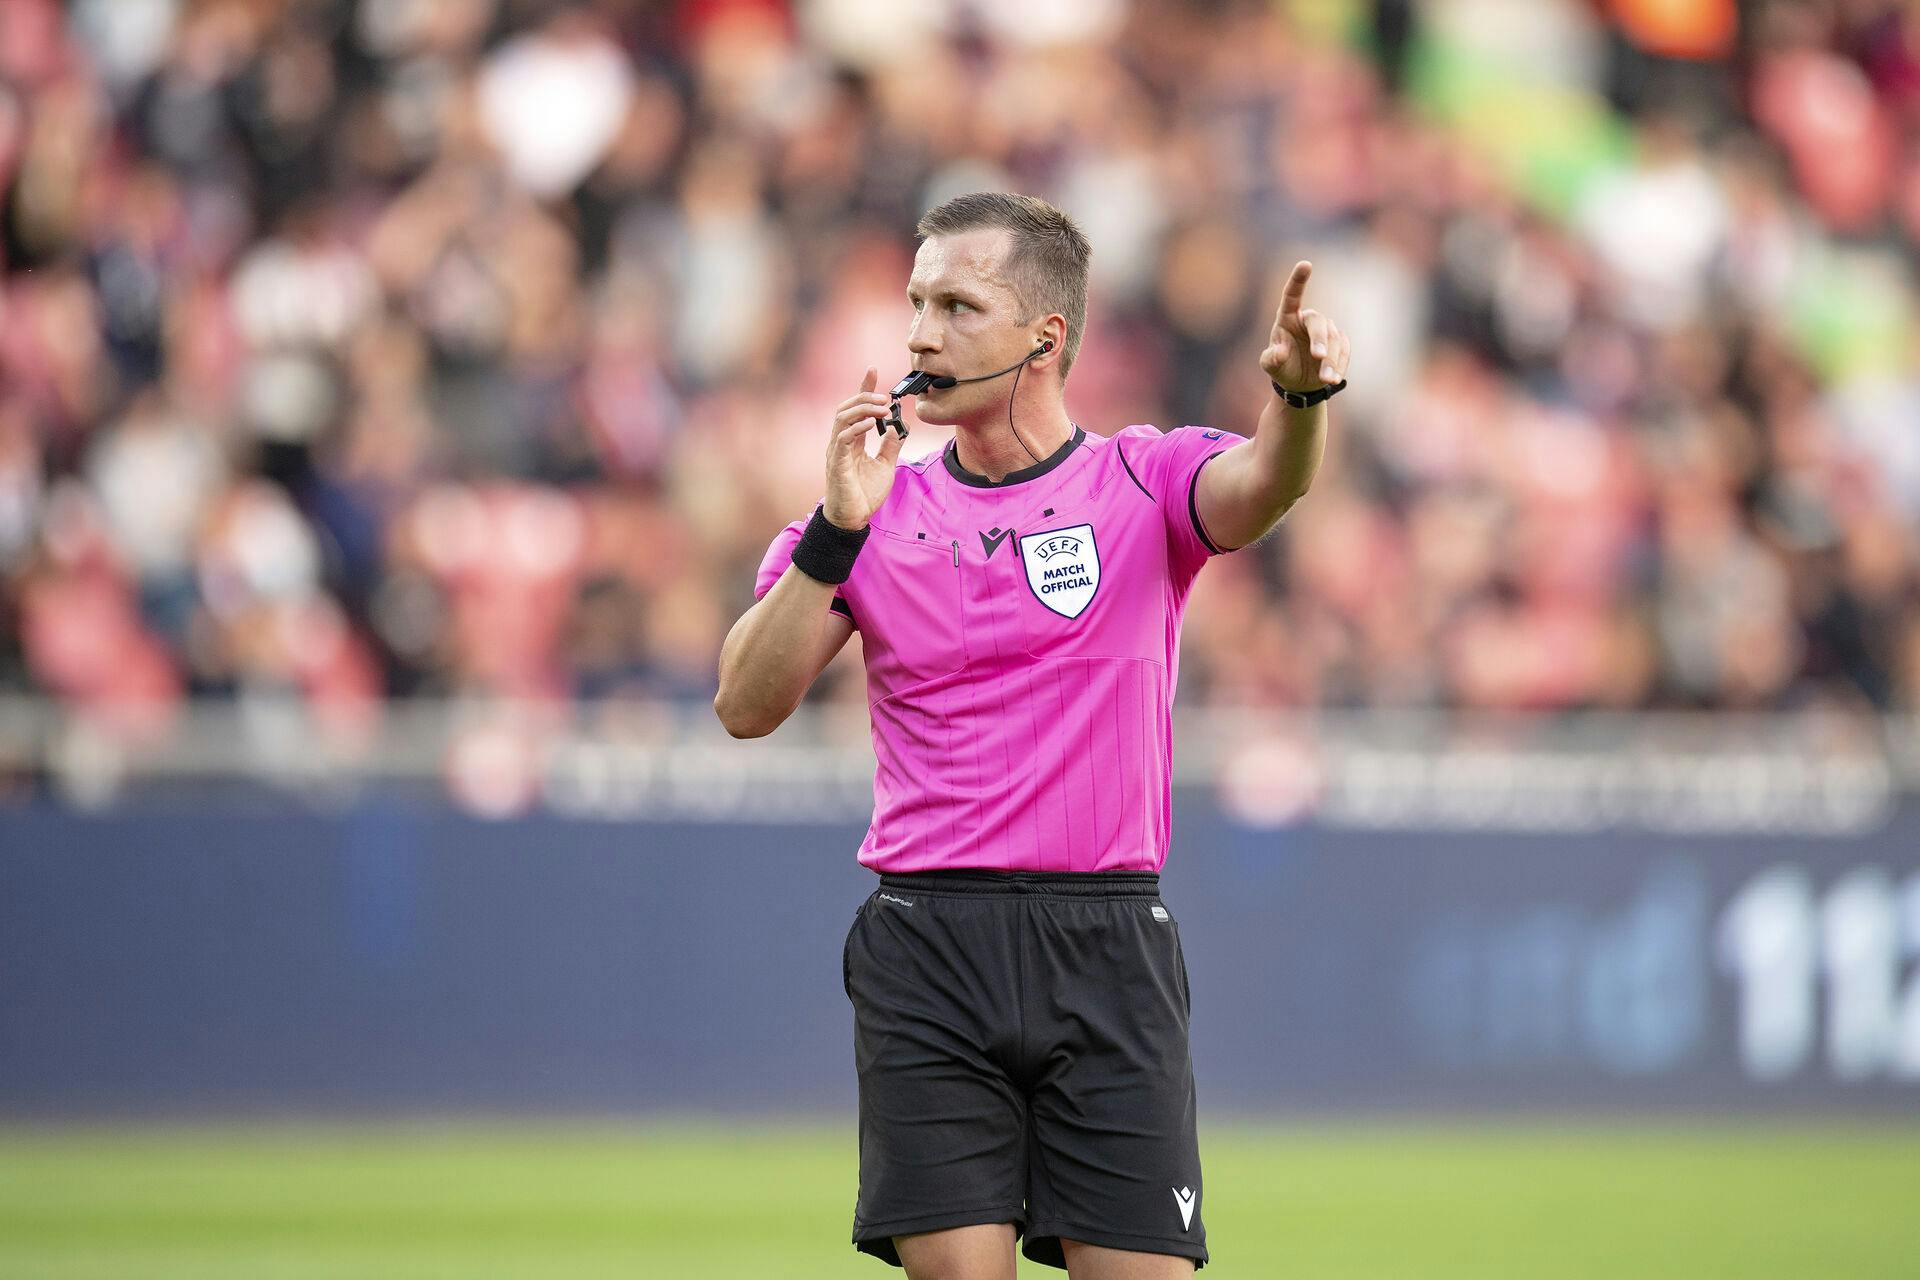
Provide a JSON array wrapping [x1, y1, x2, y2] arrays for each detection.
[[1280, 260, 1312, 319]]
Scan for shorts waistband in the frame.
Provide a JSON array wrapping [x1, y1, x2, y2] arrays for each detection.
[[878, 870, 1161, 898]]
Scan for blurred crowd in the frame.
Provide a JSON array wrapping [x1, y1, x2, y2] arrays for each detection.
[[2, 0, 1919, 743]]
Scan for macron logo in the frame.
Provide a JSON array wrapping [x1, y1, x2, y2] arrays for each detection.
[[1173, 1186, 1196, 1230], [979, 527, 1014, 559]]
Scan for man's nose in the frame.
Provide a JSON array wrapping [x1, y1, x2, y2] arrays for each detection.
[[908, 314, 940, 354]]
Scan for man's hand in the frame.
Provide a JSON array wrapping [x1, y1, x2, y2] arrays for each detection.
[[1259, 261, 1350, 394], [824, 367, 905, 530]]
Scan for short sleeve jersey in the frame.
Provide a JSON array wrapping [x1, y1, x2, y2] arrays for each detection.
[[754, 423, 1246, 873]]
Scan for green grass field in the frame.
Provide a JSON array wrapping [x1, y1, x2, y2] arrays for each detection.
[[0, 1119, 1914, 1278]]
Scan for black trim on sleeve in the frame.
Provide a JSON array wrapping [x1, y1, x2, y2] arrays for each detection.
[[1187, 451, 1237, 554], [754, 587, 856, 628], [1115, 441, 1153, 502]]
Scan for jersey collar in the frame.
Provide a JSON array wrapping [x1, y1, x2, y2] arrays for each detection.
[[943, 425, 1086, 489]]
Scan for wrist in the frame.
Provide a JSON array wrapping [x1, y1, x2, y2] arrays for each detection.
[[793, 504, 870, 584], [821, 504, 867, 533], [1270, 379, 1346, 409]]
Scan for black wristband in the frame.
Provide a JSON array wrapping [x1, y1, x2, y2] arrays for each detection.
[[1272, 379, 1347, 408], [791, 505, 870, 585]]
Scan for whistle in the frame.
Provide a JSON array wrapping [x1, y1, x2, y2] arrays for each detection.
[[880, 371, 935, 439]]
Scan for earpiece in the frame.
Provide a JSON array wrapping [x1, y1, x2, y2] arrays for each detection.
[[1038, 340, 1054, 353]]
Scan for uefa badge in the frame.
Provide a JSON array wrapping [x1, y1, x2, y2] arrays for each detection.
[[1020, 524, 1101, 619]]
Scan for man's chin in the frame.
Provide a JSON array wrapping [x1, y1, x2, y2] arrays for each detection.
[[911, 398, 957, 427]]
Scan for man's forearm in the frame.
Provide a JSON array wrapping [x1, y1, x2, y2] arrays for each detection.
[[1254, 395, 1327, 508], [1219, 254, 1345, 546], [1202, 398, 1328, 550], [714, 569, 842, 736]]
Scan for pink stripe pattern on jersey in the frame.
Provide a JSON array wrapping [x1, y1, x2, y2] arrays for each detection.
[[754, 422, 1245, 873]]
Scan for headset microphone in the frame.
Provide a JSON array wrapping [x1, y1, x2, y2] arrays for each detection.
[[927, 343, 1050, 390]]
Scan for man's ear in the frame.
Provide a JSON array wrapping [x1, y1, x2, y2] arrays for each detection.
[[1032, 316, 1067, 367]]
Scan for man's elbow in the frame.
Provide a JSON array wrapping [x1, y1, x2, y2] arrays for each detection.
[[1261, 483, 1311, 529], [1219, 493, 1301, 551], [713, 691, 777, 739]]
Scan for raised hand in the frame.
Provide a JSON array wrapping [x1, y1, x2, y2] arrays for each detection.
[[824, 367, 905, 530], [1260, 261, 1350, 395]]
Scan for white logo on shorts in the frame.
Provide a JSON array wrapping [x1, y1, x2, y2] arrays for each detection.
[[878, 893, 914, 908], [1151, 906, 1170, 922], [1173, 1185, 1196, 1230]]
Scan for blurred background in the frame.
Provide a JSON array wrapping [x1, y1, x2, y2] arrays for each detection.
[[1, 0, 1917, 1276]]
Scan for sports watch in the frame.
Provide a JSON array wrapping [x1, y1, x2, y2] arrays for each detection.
[[1271, 379, 1347, 408]]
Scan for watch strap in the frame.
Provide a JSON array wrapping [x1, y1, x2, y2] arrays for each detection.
[[1271, 379, 1347, 408]]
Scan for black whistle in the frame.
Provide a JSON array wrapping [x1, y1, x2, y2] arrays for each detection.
[[882, 371, 936, 439]]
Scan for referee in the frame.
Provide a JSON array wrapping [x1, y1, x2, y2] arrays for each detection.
[[715, 193, 1348, 1278]]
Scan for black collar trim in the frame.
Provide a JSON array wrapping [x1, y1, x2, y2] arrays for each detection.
[[944, 426, 1086, 489]]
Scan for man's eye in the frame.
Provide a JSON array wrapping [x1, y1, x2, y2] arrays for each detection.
[[910, 297, 924, 312], [949, 299, 971, 313]]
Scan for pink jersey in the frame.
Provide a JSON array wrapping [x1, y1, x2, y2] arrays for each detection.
[[754, 423, 1247, 873]]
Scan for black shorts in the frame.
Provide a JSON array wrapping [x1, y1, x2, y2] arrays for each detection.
[[842, 869, 1206, 1270]]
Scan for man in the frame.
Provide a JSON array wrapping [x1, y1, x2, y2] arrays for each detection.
[[714, 193, 1349, 1278]]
